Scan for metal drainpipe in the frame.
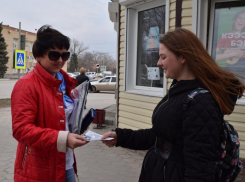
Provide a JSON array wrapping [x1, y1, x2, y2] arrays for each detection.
[[175, 0, 182, 28], [116, 3, 121, 128]]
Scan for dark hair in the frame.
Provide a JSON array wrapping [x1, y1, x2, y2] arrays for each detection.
[[32, 25, 70, 59], [160, 28, 245, 115]]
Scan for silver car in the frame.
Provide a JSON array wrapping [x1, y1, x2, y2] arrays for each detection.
[[90, 76, 116, 92]]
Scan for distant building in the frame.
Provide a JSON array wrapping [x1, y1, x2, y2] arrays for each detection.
[[2, 25, 67, 78]]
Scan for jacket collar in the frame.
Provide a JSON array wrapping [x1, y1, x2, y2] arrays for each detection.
[[169, 79, 206, 97], [33, 62, 77, 96]]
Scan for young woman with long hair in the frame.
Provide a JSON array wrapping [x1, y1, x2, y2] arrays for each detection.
[[102, 28, 245, 182]]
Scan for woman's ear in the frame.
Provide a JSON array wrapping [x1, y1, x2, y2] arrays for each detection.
[[180, 57, 186, 64]]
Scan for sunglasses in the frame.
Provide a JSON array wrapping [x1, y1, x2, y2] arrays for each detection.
[[47, 51, 70, 61]]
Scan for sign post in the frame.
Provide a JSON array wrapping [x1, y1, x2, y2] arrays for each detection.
[[95, 64, 100, 73]]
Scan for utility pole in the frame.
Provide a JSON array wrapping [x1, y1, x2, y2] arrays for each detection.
[[18, 22, 21, 79]]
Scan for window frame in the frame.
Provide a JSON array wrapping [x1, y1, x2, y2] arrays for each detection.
[[193, 0, 245, 105], [124, 0, 169, 97]]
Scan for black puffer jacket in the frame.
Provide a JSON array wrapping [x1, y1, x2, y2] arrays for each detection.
[[115, 79, 236, 182]]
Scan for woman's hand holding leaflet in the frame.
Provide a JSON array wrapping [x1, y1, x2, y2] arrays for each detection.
[[67, 133, 88, 149], [101, 131, 117, 147]]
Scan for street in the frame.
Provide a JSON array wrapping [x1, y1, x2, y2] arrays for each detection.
[[0, 80, 17, 99], [0, 79, 144, 182]]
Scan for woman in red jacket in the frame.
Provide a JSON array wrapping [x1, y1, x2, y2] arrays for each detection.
[[11, 25, 87, 182]]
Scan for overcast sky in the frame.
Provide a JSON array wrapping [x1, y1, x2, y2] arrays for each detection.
[[1, 0, 117, 59]]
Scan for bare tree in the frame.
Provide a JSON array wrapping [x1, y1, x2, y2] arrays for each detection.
[[78, 51, 116, 73], [69, 39, 89, 57]]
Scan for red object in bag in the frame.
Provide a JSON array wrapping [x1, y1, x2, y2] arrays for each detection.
[[92, 109, 105, 125]]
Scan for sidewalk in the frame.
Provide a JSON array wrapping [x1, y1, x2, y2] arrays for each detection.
[[0, 104, 144, 182]]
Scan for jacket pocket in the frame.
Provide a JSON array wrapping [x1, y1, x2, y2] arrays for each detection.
[[21, 146, 28, 169]]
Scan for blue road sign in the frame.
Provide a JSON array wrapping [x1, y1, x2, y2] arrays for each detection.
[[15, 50, 26, 69], [100, 66, 106, 72]]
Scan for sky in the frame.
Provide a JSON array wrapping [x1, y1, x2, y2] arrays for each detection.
[[1, 0, 117, 59]]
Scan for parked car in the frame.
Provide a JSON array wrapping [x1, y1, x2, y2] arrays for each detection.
[[90, 76, 116, 92], [86, 72, 96, 79], [73, 72, 80, 76], [67, 73, 76, 78]]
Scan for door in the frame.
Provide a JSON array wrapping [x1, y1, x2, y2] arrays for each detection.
[[96, 77, 111, 91], [109, 77, 116, 91]]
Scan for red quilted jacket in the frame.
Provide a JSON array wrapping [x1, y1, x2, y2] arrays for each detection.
[[11, 62, 77, 182]]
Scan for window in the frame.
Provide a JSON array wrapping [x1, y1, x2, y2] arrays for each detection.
[[136, 6, 165, 88], [125, 0, 169, 97], [111, 77, 116, 82], [29, 42, 33, 52], [13, 39, 18, 50], [210, 1, 245, 83], [100, 77, 110, 83], [13, 69, 17, 73], [194, 0, 245, 104], [29, 56, 32, 62]]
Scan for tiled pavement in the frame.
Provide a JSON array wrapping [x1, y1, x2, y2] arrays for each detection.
[[0, 105, 144, 182]]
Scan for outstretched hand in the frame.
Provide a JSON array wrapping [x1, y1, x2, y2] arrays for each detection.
[[67, 133, 88, 149], [101, 131, 117, 148]]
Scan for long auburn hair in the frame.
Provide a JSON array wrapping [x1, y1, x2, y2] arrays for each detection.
[[160, 28, 245, 115]]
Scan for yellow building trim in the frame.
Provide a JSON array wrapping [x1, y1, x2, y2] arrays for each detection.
[[118, 116, 152, 129], [170, 10, 176, 18], [119, 67, 124, 73], [120, 92, 161, 104], [170, 2, 176, 10], [119, 73, 124, 80], [118, 122, 139, 130], [119, 98, 156, 110], [119, 61, 124, 67], [182, 17, 192, 25], [239, 131, 245, 141], [182, 8, 192, 17], [182, 0, 192, 9], [119, 87, 124, 92], [225, 114, 245, 124], [120, 105, 153, 117], [119, 110, 151, 124], [181, 25, 192, 31], [120, 29, 125, 36]]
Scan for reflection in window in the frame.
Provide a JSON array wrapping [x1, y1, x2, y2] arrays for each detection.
[[211, 2, 245, 83], [111, 77, 116, 82], [136, 5, 165, 88], [101, 78, 110, 83]]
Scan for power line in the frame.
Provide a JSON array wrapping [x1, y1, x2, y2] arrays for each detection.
[[86, 42, 116, 45]]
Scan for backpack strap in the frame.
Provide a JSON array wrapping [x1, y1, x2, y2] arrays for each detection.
[[183, 88, 209, 111]]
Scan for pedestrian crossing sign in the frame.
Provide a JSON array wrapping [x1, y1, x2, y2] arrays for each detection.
[[15, 50, 26, 69], [100, 66, 106, 72]]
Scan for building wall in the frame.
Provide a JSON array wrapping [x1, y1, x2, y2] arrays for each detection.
[[2, 25, 68, 76], [117, 0, 245, 158], [2, 25, 37, 76], [117, 5, 162, 130]]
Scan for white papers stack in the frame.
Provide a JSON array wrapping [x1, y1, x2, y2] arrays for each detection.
[[84, 130, 114, 141]]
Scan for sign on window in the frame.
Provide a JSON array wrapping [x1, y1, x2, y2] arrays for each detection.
[[212, 3, 245, 82], [136, 5, 165, 88]]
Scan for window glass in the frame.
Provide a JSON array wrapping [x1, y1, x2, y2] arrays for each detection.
[[211, 1, 245, 82], [29, 42, 32, 52], [100, 77, 110, 83], [111, 77, 116, 82], [13, 39, 18, 50], [136, 5, 165, 88]]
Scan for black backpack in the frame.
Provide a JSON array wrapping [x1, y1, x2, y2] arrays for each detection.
[[183, 88, 243, 182]]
